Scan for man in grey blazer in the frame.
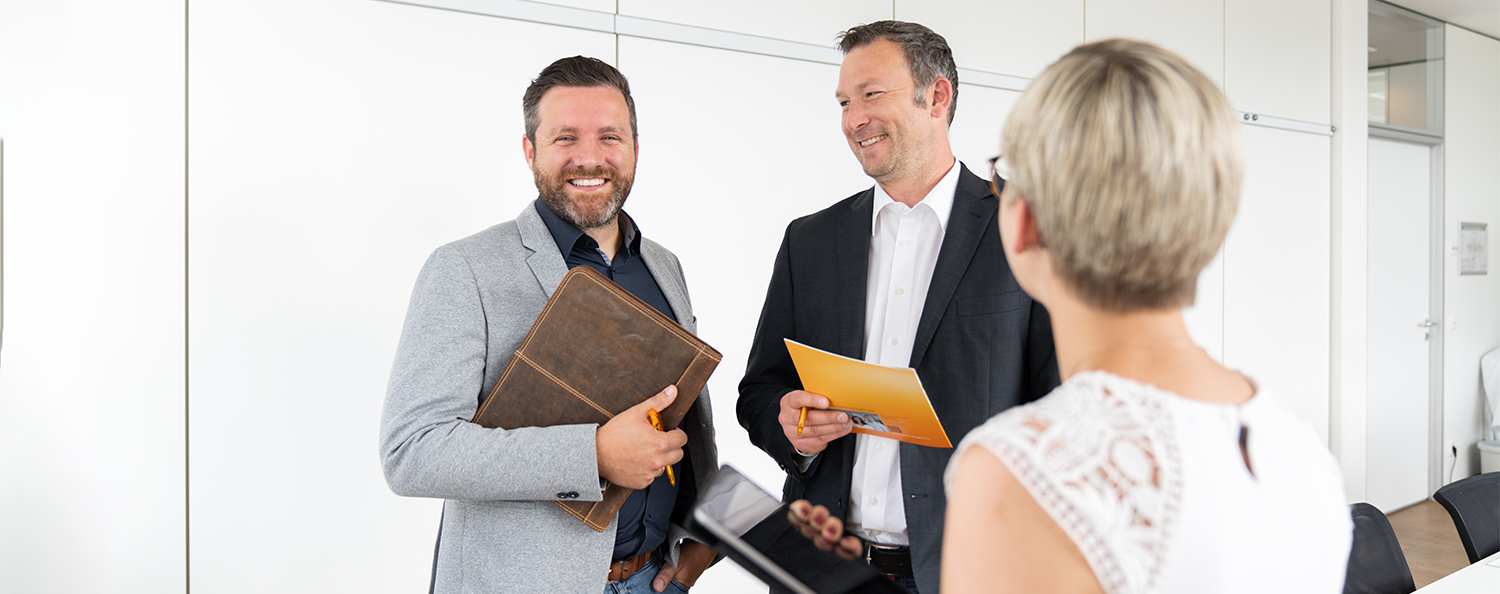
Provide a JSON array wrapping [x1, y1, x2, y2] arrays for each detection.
[[737, 22, 1059, 594], [381, 56, 717, 594]]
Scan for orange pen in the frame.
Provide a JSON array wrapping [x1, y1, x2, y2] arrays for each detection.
[[646, 409, 676, 486], [797, 406, 808, 436]]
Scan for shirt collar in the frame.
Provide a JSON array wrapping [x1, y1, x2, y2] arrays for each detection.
[[869, 159, 961, 236], [534, 198, 641, 258]]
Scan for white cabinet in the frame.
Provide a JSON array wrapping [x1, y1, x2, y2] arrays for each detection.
[[1084, 0, 1226, 85], [1226, 0, 1332, 124], [897, 0, 1084, 79], [1223, 126, 1333, 443]]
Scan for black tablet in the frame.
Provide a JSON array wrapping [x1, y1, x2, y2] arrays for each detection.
[[684, 465, 911, 594]]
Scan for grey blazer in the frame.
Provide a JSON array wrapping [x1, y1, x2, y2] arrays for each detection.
[[380, 201, 717, 594]]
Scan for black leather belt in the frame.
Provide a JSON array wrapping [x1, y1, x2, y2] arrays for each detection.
[[863, 541, 912, 576]]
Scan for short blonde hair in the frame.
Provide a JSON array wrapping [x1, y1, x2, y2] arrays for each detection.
[[1001, 39, 1243, 312]]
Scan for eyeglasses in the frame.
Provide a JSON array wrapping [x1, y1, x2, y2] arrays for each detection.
[[987, 155, 1043, 247], [987, 155, 1009, 197]]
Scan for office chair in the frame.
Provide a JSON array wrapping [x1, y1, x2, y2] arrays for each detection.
[[1432, 472, 1499, 563], [1343, 503, 1416, 594]]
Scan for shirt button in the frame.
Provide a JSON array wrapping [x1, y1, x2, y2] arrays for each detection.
[[876, 443, 885, 452], [869, 497, 879, 506], [901, 239, 912, 247], [894, 287, 905, 295], [890, 338, 899, 346], [871, 530, 882, 536]]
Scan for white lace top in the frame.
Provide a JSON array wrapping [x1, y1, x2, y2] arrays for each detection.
[[945, 371, 1352, 594]]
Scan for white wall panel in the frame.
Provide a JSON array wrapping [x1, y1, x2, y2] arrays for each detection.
[[948, 85, 1021, 177], [1442, 25, 1500, 480], [188, 0, 614, 591], [0, 1, 186, 592], [896, 0, 1083, 79], [1226, 0, 1332, 124], [619, 0, 890, 47], [1084, 0, 1225, 86], [1223, 126, 1332, 443]]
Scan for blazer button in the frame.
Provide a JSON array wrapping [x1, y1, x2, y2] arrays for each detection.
[[567, 491, 580, 499], [557, 492, 568, 499]]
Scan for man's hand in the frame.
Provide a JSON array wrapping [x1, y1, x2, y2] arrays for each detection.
[[787, 499, 862, 560], [652, 540, 715, 591], [597, 386, 688, 489], [778, 390, 853, 456]]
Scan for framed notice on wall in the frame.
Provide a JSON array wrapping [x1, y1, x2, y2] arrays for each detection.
[[1460, 222, 1488, 275]]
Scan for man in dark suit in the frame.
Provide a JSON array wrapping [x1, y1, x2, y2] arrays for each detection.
[[736, 21, 1060, 594]]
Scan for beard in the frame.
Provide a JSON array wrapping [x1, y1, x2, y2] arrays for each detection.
[[534, 166, 633, 230], [851, 130, 919, 184]]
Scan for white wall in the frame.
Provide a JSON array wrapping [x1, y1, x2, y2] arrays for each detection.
[[0, 0, 1382, 591], [1441, 24, 1500, 480], [187, 1, 615, 591], [0, 1, 186, 592]]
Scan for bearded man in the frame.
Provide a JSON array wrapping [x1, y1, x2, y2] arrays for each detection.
[[381, 56, 718, 594]]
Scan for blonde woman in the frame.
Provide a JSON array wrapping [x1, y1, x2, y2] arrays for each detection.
[[938, 39, 1352, 593]]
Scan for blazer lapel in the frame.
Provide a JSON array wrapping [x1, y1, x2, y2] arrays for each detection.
[[835, 191, 874, 359], [909, 165, 996, 369], [640, 241, 692, 325], [516, 200, 569, 298]]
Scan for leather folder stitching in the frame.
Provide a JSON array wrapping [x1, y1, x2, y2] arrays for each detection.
[[676, 349, 707, 391], [516, 351, 614, 420], [552, 500, 604, 530]]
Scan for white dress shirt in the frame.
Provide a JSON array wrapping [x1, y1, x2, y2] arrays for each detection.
[[847, 160, 960, 545]]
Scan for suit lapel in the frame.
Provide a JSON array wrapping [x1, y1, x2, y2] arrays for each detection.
[[516, 201, 569, 298], [835, 191, 874, 359], [640, 241, 691, 325], [909, 165, 996, 369]]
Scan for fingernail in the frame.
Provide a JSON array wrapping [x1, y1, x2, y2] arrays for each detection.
[[838, 413, 847, 423], [666, 385, 677, 397], [821, 399, 829, 408]]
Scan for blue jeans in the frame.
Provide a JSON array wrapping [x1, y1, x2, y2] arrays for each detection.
[[603, 554, 690, 594]]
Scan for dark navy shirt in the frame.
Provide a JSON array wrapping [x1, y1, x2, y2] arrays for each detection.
[[534, 199, 695, 561]]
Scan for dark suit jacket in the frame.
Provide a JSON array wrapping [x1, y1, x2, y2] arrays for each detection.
[[736, 165, 1060, 594]]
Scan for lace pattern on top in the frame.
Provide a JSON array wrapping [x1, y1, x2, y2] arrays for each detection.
[[958, 372, 1183, 594]]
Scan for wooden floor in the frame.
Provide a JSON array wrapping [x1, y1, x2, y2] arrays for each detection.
[[1386, 499, 1471, 588]]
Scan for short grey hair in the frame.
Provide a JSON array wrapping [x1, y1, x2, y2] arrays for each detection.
[[837, 21, 959, 126], [522, 56, 637, 144], [1001, 39, 1244, 312]]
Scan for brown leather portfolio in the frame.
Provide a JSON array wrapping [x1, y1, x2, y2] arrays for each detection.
[[471, 265, 722, 532]]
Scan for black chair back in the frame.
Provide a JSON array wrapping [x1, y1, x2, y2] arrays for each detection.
[[1433, 472, 1500, 563], [1343, 502, 1416, 594]]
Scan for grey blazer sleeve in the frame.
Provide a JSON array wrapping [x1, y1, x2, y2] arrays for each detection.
[[379, 243, 603, 502]]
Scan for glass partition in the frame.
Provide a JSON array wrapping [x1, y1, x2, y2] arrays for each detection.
[[1369, 0, 1444, 136]]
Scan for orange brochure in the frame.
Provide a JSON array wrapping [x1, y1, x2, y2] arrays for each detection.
[[784, 339, 952, 448]]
